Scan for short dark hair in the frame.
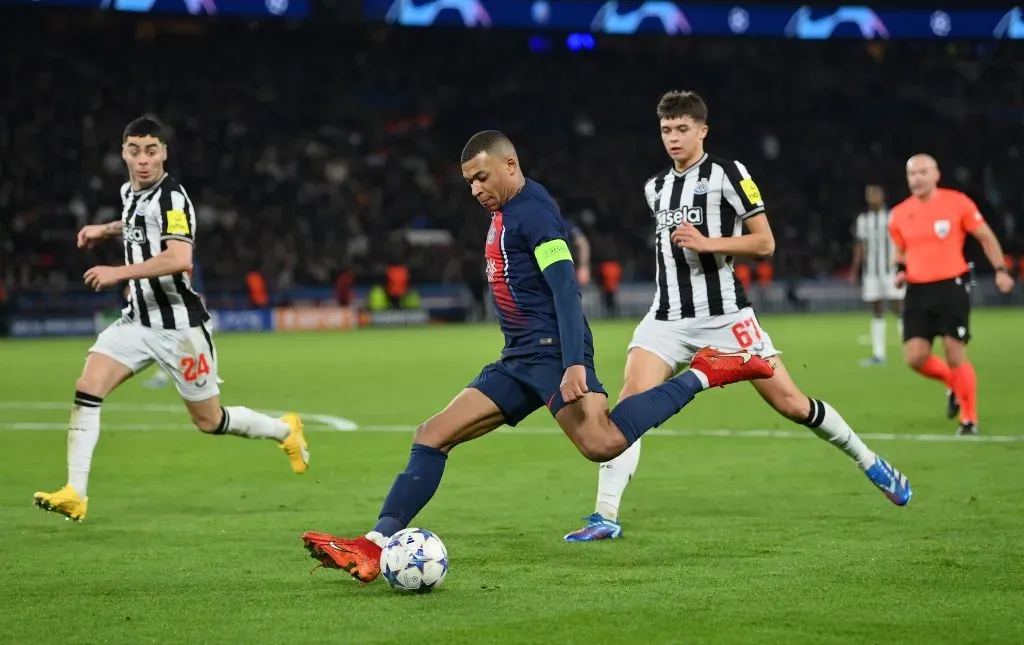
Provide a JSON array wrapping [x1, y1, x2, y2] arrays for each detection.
[[461, 130, 513, 164], [656, 91, 708, 123], [123, 115, 168, 144]]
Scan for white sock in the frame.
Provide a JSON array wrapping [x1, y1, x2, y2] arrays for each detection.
[[67, 392, 103, 497], [366, 531, 388, 547], [595, 439, 642, 521], [803, 399, 876, 469], [870, 317, 886, 360], [220, 406, 289, 441]]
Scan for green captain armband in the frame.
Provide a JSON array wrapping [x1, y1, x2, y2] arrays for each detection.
[[534, 239, 573, 271]]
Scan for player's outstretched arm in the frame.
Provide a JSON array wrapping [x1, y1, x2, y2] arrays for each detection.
[[77, 221, 124, 249], [83, 240, 192, 291], [969, 221, 1015, 293], [671, 213, 775, 258]]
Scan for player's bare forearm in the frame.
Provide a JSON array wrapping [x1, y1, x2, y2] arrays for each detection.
[[119, 242, 193, 280], [672, 214, 774, 258], [972, 223, 1008, 271], [573, 232, 591, 269], [850, 242, 864, 274], [702, 231, 775, 258], [104, 221, 124, 238]]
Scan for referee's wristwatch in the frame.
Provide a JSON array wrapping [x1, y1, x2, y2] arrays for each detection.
[[996, 266, 1009, 275]]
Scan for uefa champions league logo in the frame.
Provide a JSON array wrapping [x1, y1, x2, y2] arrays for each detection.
[[785, 6, 890, 39], [994, 7, 1024, 39], [590, 1, 691, 35], [384, 0, 492, 27]]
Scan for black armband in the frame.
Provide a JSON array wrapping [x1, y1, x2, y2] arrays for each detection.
[[895, 263, 906, 274]]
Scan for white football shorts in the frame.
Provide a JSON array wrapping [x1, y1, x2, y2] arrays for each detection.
[[89, 318, 220, 401], [628, 307, 781, 372]]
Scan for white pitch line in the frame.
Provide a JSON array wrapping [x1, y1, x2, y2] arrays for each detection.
[[2, 400, 1019, 443], [0, 401, 357, 431], [0, 420, 1021, 443], [357, 425, 1024, 443]]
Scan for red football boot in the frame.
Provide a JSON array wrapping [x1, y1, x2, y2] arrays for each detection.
[[689, 346, 774, 389], [302, 532, 382, 583]]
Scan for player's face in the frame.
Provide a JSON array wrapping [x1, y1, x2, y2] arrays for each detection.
[[906, 158, 939, 198], [122, 135, 167, 186], [865, 186, 884, 208], [461, 152, 515, 212], [660, 116, 707, 164]]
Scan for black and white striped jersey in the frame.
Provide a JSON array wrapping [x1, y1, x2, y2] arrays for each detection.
[[645, 153, 766, 320], [118, 173, 209, 329], [854, 208, 896, 278]]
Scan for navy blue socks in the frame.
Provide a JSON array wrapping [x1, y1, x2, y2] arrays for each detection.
[[609, 371, 703, 445], [372, 443, 448, 538]]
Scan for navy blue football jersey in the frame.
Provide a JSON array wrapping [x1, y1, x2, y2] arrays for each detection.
[[483, 179, 595, 359]]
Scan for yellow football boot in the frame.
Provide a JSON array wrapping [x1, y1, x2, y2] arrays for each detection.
[[33, 485, 88, 522], [280, 413, 309, 474]]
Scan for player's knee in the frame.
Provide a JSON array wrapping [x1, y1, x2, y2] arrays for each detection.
[[904, 349, 928, 370], [576, 428, 627, 463], [190, 408, 222, 434], [74, 375, 105, 398], [412, 421, 449, 451]]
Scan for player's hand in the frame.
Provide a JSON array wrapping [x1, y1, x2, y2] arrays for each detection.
[[83, 265, 123, 292], [894, 271, 907, 289], [671, 223, 710, 253], [560, 365, 590, 405], [576, 265, 591, 286], [995, 271, 1015, 294], [847, 272, 858, 285], [77, 224, 108, 249]]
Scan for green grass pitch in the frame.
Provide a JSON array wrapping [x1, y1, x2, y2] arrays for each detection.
[[1, 310, 1022, 644]]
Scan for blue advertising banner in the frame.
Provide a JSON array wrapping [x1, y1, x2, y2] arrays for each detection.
[[210, 309, 274, 333], [364, 1, 1024, 39], [10, 316, 97, 338], [0, 0, 308, 18]]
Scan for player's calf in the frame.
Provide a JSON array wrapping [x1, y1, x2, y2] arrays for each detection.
[[186, 399, 309, 473], [559, 348, 772, 462]]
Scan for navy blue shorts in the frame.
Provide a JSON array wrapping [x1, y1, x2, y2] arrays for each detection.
[[467, 353, 607, 426]]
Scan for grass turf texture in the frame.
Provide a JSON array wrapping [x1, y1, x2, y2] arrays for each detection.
[[1, 310, 1022, 644]]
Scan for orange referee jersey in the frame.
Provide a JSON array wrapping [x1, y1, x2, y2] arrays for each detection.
[[889, 188, 984, 284]]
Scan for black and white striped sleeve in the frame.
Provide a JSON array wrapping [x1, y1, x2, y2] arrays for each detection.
[[157, 185, 197, 244], [854, 213, 867, 241], [643, 171, 665, 217], [721, 160, 765, 220]]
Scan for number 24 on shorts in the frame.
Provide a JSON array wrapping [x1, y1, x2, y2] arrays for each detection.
[[180, 354, 211, 382], [731, 317, 764, 349]]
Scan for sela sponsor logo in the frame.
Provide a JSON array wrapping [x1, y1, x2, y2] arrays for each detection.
[[655, 206, 704, 231], [124, 224, 148, 245]]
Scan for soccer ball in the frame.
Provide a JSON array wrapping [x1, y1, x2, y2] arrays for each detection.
[[380, 528, 449, 593]]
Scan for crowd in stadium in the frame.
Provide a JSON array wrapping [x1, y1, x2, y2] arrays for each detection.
[[2, 17, 1021, 296]]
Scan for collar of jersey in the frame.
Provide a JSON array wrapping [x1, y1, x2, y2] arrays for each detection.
[[133, 173, 169, 195], [670, 153, 708, 177]]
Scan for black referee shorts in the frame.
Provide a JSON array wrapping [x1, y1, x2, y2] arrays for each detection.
[[902, 275, 972, 344]]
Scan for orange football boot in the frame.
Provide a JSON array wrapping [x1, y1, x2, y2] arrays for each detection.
[[302, 532, 382, 583], [689, 346, 774, 388]]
